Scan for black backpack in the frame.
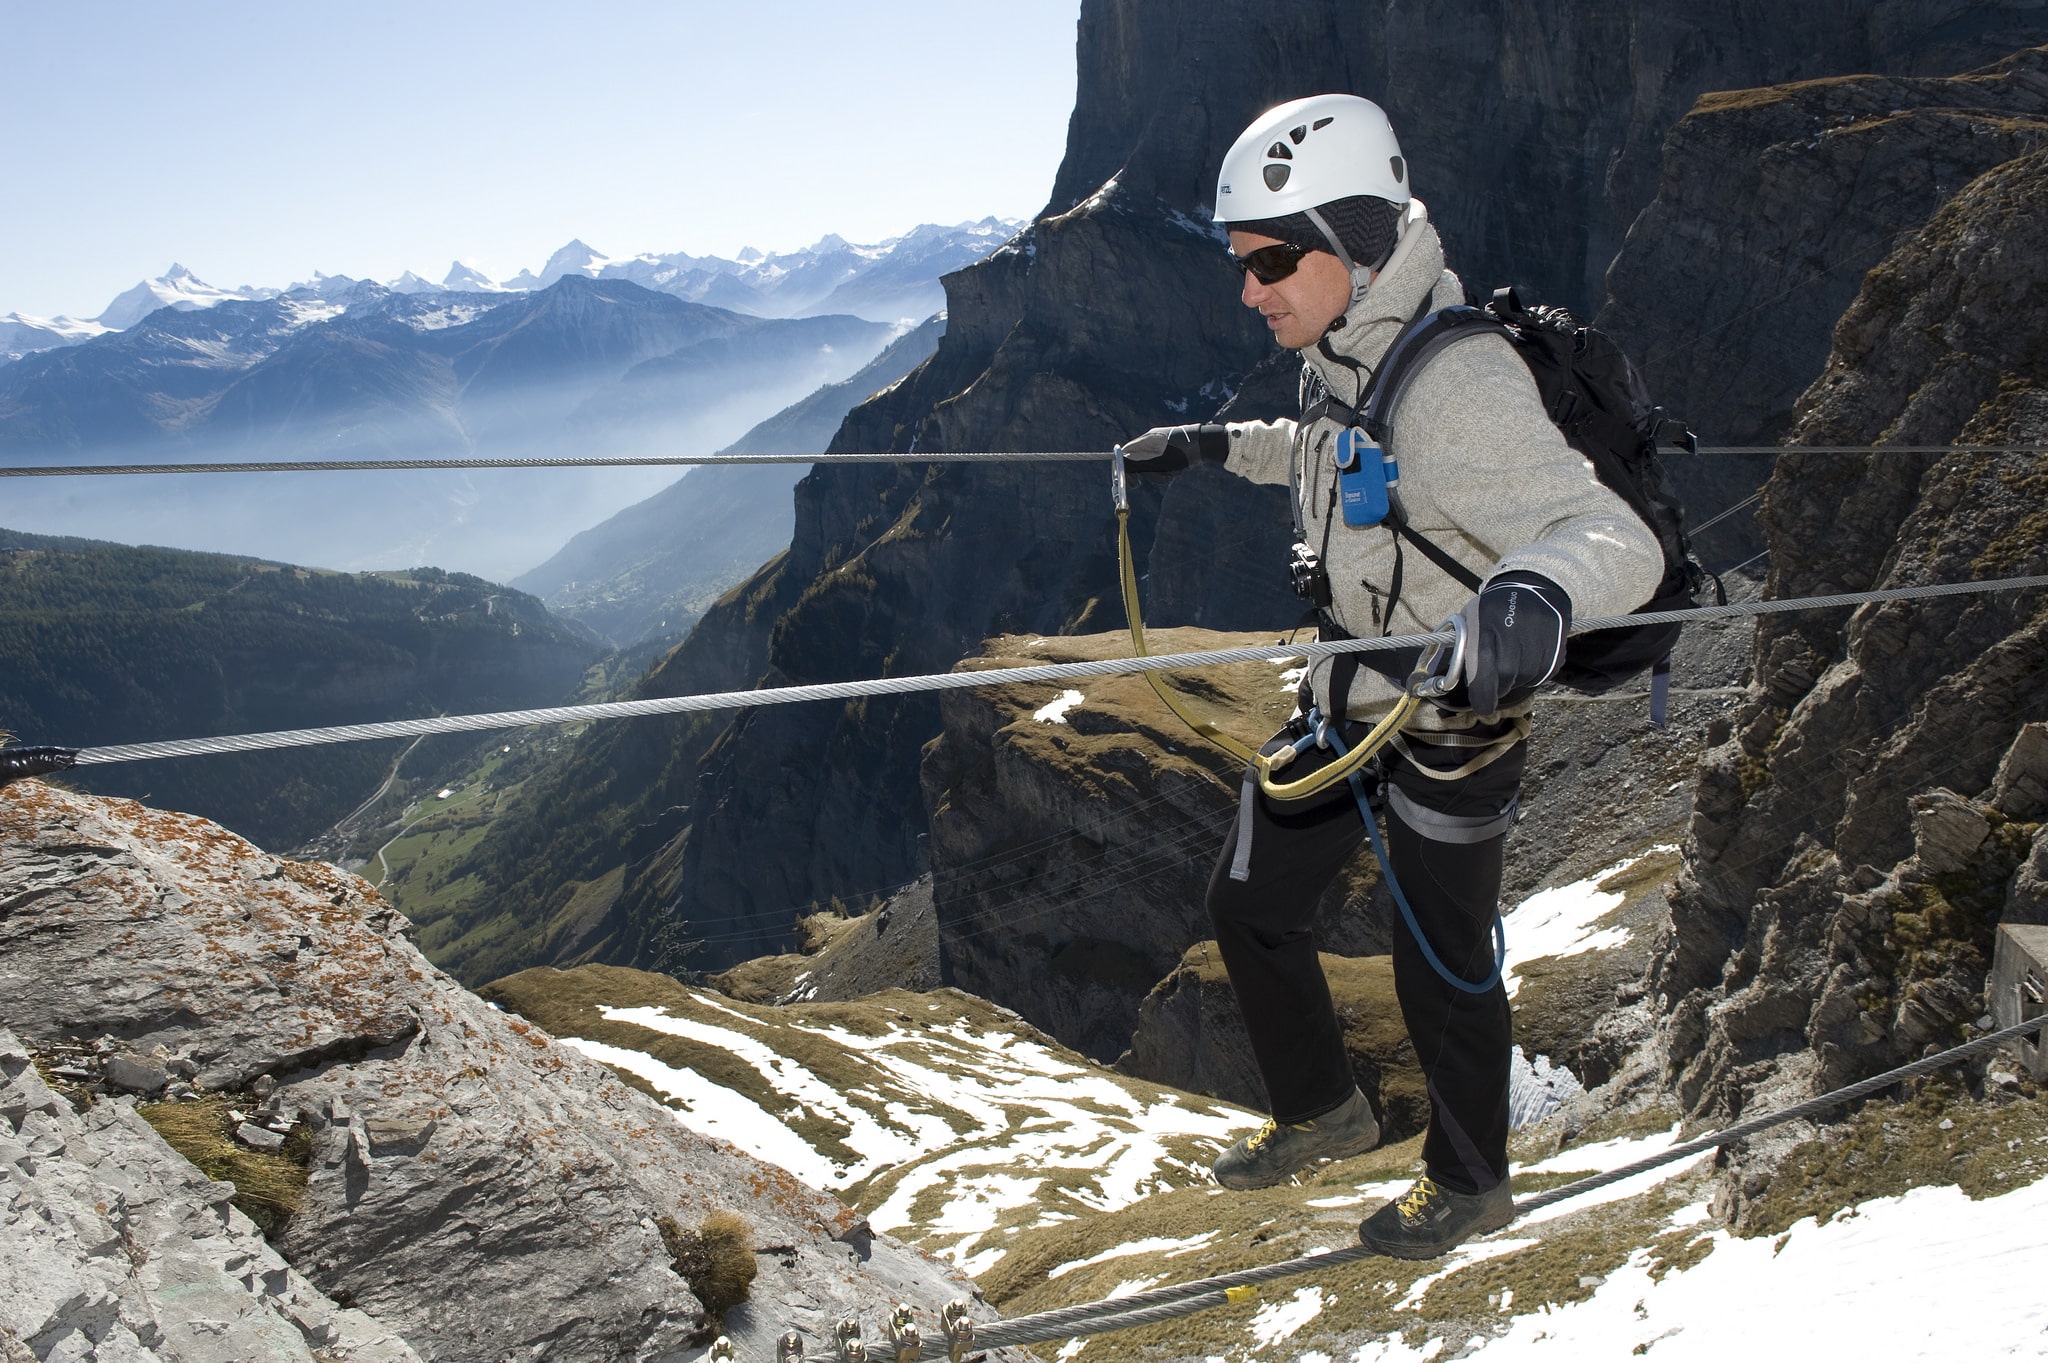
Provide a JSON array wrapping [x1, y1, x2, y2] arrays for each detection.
[[1356, 286, 1715, 725]]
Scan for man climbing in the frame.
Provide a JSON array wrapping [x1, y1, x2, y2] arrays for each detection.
[[1121, 94, 1663, 1258]]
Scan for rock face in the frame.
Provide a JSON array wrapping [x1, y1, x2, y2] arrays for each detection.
[[1600, 47, 2048, 555], [0, 781, 1000, 1363], [708, 878, 944, 1006], [2, 1030, 422, 1363], [918, 630, 1387, 1063], [1654, 147, 2048, 1121]]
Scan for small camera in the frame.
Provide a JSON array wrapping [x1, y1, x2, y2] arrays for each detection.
[[1289, 541, 1332, 607]]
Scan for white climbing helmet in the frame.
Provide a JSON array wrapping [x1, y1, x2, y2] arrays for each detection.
[[1213, 94, 1410, 224]]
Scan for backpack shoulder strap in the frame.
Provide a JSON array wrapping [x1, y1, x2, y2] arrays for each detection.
[[1356, 305, 1501, 596], [1357, 304, 1504, 443]]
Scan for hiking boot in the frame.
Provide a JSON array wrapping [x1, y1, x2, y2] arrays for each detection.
[[1357, 1176, 1514, 1259], [1212, 1088, 1380, 1190]]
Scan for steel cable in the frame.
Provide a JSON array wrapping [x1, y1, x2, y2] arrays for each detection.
[[4, 445, 2047, 478], [49, 573, 2048, 767]]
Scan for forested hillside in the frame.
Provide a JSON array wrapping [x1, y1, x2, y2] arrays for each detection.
[[0, 528, 600, 848]]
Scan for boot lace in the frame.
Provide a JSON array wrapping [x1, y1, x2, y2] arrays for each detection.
[[1244, 1118, 1282, 1154], [1395, 1176, 1443, 1221]]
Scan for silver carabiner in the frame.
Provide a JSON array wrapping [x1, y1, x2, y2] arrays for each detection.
[[1110, 445, 1130, 513], [1409, 612, 1467, 699]]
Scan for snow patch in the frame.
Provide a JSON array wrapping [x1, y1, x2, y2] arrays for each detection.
[[1034, 690, 1085, 724], [553, 1036, 842, 1190], [1464, 1176, 2048, 1359], [1250, 1286, 1327, 1348], [1048, 1231, 1219, 1279], [1501, 846, 1672, 996]]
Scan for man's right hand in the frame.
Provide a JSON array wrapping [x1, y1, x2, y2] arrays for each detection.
[[1121, 423, 1231, 475]]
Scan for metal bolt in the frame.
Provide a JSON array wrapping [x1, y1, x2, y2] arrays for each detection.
[[837, 1317, 867, 1363], [778, 1331, 806, 1363], [710, 1339, 735, 1363], [941, 1301, 975, 1363], [886, 1305, 922, 1363]]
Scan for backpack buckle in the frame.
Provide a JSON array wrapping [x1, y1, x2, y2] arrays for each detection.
[[1650, 411, 1698, 457]]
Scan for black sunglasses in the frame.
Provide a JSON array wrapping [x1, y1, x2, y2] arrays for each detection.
[[1231, 242, 1310, 285]]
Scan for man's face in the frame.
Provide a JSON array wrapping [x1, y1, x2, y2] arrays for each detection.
[[1229, 229, 1355, 350]]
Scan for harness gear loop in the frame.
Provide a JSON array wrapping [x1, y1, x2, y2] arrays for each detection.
[[1112, 448, 1422, 804]]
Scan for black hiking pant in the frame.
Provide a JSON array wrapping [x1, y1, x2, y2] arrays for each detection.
[[1205, 718, 1526, 1195]]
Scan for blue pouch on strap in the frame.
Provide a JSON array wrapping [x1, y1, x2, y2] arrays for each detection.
[[1334, 428, 1397, 527]]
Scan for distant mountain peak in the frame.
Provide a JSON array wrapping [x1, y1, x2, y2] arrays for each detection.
[[92, 266, 277, 331], [538, 240, 612, 287], [443, 261, 498, 291]]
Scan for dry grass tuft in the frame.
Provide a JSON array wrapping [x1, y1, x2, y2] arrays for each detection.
[[659, 1210, 759, 1321], [136, 1095, 310, 1233]]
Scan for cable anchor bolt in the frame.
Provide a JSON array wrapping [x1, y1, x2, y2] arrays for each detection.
[[778, 1331, 806, 1363], [836, 1316, 867, 1363], [941, 1300, 976, 1362], [885, 1305, 922, 1363], [710, 1339, 736, 1363]]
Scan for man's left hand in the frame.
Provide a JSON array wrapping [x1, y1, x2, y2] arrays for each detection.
[[1459, 571, 1571, 714]]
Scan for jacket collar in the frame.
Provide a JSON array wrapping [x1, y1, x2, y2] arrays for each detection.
[[1304, 202, 1447, 405]]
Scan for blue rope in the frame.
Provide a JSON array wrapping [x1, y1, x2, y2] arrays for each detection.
[[1309, 711, 1506, 995]]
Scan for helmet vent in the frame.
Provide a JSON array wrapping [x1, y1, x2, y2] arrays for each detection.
[[1267, 142, 1293, 161], [1313, 117, 1334, 131], [1263, 164, 1291, 191], [1289, 125, 1308, 145], [1390, 155, 1406, 183]]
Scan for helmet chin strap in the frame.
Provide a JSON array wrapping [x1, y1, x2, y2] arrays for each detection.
[[1303, 205, 1375, 310]]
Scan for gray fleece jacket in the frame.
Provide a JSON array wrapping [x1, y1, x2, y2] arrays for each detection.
[[1222, 202, 1664, 728]]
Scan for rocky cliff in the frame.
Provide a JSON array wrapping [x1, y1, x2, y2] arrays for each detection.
[[1654, 146, 2048, 1130], [0, 780, 1004, 1362], [917, 630, 1355, 1063], [1599, 46, 2048, 551]]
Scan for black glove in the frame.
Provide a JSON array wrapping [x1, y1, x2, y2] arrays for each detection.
[[1121, 423, 1230, 476], [1459, 571, 1571, 714]]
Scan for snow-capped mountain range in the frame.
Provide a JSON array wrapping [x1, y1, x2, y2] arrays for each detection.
[[0, 218, 1018, 363]]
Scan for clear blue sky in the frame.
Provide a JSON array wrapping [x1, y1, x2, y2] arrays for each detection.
[[0, 1, 1082, 319]]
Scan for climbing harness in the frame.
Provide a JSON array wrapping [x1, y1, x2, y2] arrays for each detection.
[[746, 1011, 2048, 1362]]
